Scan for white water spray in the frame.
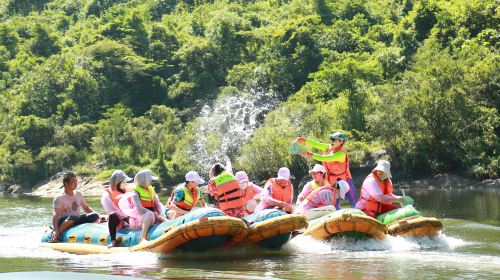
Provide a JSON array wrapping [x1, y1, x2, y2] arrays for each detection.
[[189, 87, 278, 171]]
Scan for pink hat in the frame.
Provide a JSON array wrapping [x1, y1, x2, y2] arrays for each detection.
[[235, 171, 249, 183], [308, 164, 326, 174]]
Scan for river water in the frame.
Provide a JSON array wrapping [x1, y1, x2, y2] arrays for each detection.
[[0, 188, 499, 279]]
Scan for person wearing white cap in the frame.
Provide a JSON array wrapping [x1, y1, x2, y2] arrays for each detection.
[[355, 160, 404, 218], [166, 171, 207, 219], [118, 169, 166, 243], [296, 164, 327, 204], [254, 167, 294, 213], [295, 180, 350, 217], [295, 132, 358, 208], [235, 171, 263, 215], [101, 170, 133, 247]]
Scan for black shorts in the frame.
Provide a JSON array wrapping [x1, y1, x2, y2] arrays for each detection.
[[57, 212, 99, 226]]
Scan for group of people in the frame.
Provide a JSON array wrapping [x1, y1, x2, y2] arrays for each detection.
[[50, 132, 405, 246]]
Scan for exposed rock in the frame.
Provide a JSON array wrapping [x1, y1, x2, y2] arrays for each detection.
[[7, 184, 22, 194], [28, 175, 107, 197]]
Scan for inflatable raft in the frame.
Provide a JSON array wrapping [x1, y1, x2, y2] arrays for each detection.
[[302, 208, 387, 240], [377, 207, 443, 237], [41, 208, 247, 254], [242, 209, 307, 250]]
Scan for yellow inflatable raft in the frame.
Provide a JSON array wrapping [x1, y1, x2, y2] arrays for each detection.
[[386, 216, 443, 237], [243, 210, 308, 249], [41, 208, 247, 254], [303, 209, 387, 240], [376, 207, 443, 237]]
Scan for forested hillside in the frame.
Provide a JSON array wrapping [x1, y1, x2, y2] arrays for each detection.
[[0, 0, 498, 188]]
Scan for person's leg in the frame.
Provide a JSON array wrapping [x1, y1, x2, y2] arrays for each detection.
[[140, 212, 155, 242], [80, 212, 100, 224], [53, 216, 78, 241], [345, 178, 358, 208], [108, 213, 121, 247], [335, 197, 340, 209]]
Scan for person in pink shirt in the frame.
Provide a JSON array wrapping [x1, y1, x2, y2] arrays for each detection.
[[51, 172, 100, 242], [101, 170, 133, 247], [235, 171, 263, 215], [296, 164, 327, 205], [118, 170, 166, 243], [355, 160, 404, 218], [255, 167, 294, 213], [295, 180, 350, 215]]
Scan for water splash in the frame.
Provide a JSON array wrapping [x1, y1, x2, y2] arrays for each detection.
[[284, 232, 468, 255], [189, 87, 278, 171]]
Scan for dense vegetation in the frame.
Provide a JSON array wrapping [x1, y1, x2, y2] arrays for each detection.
[[0, 0, 498, 189]]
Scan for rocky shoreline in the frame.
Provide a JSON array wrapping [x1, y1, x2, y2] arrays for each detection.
[[2, 172, 498, 197]]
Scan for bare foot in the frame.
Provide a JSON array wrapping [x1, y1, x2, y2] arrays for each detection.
[[48, 232, 60, 243], [108, 240, 118, 248]]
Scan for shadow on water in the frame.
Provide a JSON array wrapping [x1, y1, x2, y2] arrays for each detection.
[[402, 187, 500, 226]]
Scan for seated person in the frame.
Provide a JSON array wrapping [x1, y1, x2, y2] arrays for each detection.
[[101, 170, 132, 247], [235, 171, 263, 215], [118, 169, 166, 243], [51, 172, 100, 242], [207, 158, 247, 218], [355, 160, 404, 218], [255, 167, 294, 213], [296, 164, 327, 204], [295, 180, 350, 216], [166, 171, 206, 219]]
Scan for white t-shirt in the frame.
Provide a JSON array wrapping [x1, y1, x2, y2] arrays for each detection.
[[53, 191, 85, 217]]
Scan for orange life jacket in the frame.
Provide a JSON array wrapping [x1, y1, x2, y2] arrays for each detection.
[[323, 146, 351, 183], [358, 172, 394, 213], [104, 187, 124, 208], [304, 186, 337, 207], [268, 178, 293, 204], [214, 172, 246, 211]]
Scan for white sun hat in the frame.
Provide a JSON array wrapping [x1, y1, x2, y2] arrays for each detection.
[[373, 160, 392, 178], [185, 171, 205, 185], [277, 167, 290, 180], [235, 171, 249, 183], [308, 164, 326, 174]]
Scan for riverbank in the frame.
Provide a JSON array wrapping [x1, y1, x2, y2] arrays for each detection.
[[2, 172, 497, 197]]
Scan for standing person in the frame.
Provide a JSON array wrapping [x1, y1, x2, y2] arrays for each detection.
[[101, 170, 132, 247], [235, 171, 263, 215], [118, 169, 166, 243], [255, 167, 294, 213], [296, 132, 358, 208], [355, 160, 404, 218], [295, 180, 350, 215], [296, 164, 327, 204], [166, 171, 207, 219], [207, 156, 247, 218], [50, 172, 100, 242]]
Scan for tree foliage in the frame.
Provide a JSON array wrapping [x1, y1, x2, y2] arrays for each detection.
[[0, 0, 497, 187]]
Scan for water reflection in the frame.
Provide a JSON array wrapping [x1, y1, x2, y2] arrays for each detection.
[[403, 188, 500, 226]]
